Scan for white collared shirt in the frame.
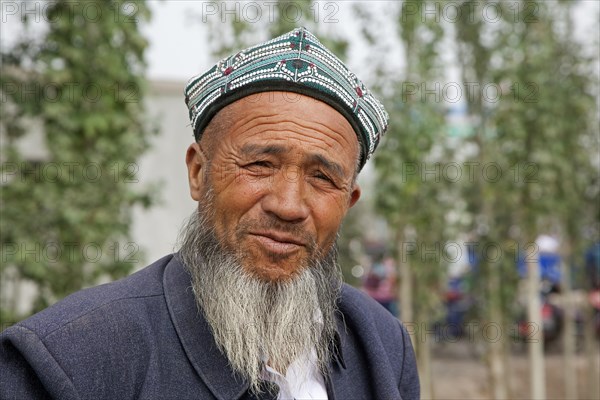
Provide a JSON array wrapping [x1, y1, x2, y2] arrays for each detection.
[[260, 348, 328, 400]]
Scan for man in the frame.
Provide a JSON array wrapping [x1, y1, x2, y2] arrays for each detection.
[[1, 28, 419, 399]]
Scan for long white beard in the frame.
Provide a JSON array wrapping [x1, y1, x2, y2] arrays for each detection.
[[177, 198, 342, 395]]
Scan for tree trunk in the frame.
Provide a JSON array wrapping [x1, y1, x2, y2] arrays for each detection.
[[488, 333, 508, 399], [488, 262, 508, 399], [527, 254, 546, 399], [584, 301, 600, 399], [397, 230, 413, 326], [503, 333, 513, 399], [416, 317, 434, 400], [560, 260, 577, 400]]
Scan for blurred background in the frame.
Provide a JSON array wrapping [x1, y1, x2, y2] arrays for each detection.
[[1, 1, 599, 399]]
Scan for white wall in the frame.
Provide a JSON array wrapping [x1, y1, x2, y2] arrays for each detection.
[[130, 80, 197, 269]]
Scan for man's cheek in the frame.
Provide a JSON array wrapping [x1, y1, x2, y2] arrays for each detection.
[[211, 215, 234, 250]]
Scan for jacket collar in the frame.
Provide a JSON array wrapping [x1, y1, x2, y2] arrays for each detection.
[[163, 256, 249, 400], [163, 255, 347, 399]]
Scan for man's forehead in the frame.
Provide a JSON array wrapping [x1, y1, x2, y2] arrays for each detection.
[[207, 90, 355, 140], [222, 91, 355, 132], [209, 94, 359, 174]]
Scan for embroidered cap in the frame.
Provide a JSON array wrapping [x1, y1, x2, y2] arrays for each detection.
[[184, 27, 388, 170]]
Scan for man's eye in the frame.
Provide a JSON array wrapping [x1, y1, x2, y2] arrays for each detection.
[[245, 161, 272, 170], [314, 172, 333, 183]]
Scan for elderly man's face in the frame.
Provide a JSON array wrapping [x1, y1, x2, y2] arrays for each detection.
[[186, 92, 361, 281]]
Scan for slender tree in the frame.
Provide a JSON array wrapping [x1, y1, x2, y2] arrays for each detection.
[[364, 1, 449, 397], [454, 1, 599, 398], [1, 0, 156, 323], [453, 1, 517, 397], [490, 2, 598, 398]]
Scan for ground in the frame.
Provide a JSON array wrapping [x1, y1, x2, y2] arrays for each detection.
[[429, 341, 599, 400]]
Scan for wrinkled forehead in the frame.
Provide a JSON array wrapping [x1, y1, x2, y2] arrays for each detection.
[[203, 91, 361, 173]]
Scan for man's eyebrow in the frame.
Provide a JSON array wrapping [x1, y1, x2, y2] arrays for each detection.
[[240, 143, 287, 157], [307, 153, 346, 179], [240, 143, 347, 179]]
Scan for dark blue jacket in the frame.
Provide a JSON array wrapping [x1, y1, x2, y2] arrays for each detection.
[[1, 254, 419, 399]]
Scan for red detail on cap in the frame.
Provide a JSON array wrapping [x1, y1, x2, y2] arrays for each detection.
[[305, 44, 310, 50], [355, 87, 363, 97], [223, 67, 233, 76], [290, 43, 296, 49]]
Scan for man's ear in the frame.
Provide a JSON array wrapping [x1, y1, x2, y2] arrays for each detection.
[[186, 142, 208, 201], [348, 183, 361, 208]]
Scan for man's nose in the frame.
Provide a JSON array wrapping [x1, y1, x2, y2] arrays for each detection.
[[260, 167, 310, 223]]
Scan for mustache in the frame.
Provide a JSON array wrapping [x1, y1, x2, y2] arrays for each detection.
[[235, 215, 318, 251]]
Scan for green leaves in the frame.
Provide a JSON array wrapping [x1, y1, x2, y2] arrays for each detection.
[[368, 0, 597, 335], [1, 0, 156, 318]]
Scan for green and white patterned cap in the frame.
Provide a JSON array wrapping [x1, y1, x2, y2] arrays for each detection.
[[184, 27, 388, 170]]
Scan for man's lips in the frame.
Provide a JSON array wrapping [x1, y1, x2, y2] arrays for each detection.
[[248, 231, 307, 254]]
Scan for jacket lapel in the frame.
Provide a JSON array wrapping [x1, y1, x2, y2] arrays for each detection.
[[328, 286, 401, 399], [163, 256, 249, 400]]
